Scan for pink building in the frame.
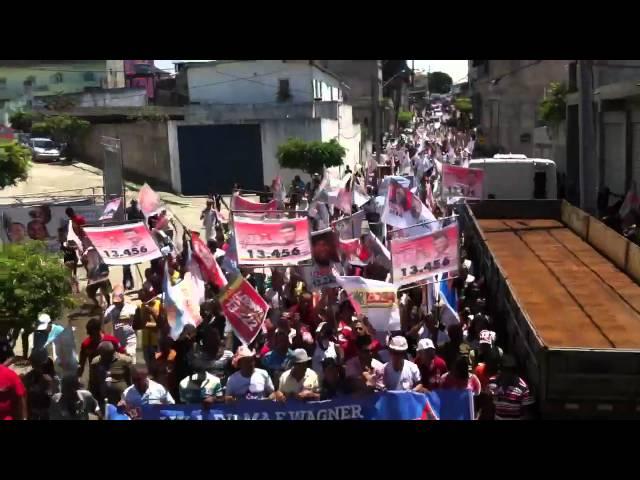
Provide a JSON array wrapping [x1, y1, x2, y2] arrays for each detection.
[[123, 60, 158, 100]]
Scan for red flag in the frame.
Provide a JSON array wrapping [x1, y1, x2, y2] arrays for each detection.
[[219, 276, 269, 345], [191, 232, 228, 289]]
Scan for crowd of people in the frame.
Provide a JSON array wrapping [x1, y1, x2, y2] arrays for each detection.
[[0, 113, 535, 421]]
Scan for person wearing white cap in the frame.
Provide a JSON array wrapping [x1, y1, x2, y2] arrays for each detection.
[[382, 336, 421, 392], [225, 346, 275, 401], [414, 338, 448, 393], [277, 348, 320, 401]]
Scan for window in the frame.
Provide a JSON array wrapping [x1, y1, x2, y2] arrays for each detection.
[[0, 77, 6, 89], [84, 71, 96, 82], [50, 72, 63, 84], [277, 78, 291, 102]]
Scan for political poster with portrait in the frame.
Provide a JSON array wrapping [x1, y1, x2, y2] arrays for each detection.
[[333, 210, 366, 240], [390, 222, 459, 287], [99, 197, 123, 221], [0, 204, 102, 252], [82, 221, 162, 265], [441, 164, 484, 201], [219, 276, 269, 345], [305, 228, 342, 290], [381, 179, 438, 233], [233, 216, 312, 266]]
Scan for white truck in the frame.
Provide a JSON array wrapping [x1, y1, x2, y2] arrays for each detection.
[[469, 154, 557, 200]]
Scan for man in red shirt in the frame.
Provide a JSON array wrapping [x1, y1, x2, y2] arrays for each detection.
[[0, 364, 27, 420], [414, 338, 448, 392], [78, 317, 125, 377]]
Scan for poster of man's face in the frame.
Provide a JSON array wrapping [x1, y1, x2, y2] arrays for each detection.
[[311, 230, 339, 267], [280, 223, 297, 245]]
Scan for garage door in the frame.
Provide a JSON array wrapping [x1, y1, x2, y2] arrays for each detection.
[[178, 124, 264, 195]]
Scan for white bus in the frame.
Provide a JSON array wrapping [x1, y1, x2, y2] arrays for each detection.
[[469, 154, 557, 200]]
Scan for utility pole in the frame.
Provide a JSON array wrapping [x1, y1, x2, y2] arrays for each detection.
[[578, 59, 598, 212], [372, 62, 382, 164]]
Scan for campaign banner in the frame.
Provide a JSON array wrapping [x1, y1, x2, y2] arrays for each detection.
[[391, 222, 459, 287], [381, 179, 438, 233], [231, 194, 278, 214], [1, 204, 102, 252], [140, 390, 473, 421], [333, 210, 366, 240], [336, 276, 398, 332], [82, 221, 162, 265], [191, 232, 228, 289], [219, 276, 269, 345], [233, 216, 312, 266], [442, 164, 484, 200], [164, 262, 203, 340], [99, 198, 122, 221]]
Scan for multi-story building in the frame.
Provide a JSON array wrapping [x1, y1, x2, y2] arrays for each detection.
[[0, 60, 125, 124], [468, 60, 569, 157]]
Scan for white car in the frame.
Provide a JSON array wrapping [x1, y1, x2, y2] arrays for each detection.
[[29, 138, 60, 162]]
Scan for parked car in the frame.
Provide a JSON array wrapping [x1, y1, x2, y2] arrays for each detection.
[[29, 137, 61, 162]]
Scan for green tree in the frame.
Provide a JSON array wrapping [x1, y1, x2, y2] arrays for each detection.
[[9, 111, 41, 133], [31, 115, 90, 144], [397, 110, 413, 128], [539, 82, 567, 126], [454, 96, 473, 129], [0, 242, 76, 341], [0, 143, 32, 189], [277, 138, 345, 175], [428, 71, 453, 94]]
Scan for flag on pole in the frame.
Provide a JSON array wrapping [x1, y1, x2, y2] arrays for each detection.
[[138, 183, 163, 218]]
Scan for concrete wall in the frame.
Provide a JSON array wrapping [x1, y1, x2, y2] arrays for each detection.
[[32, 88, 147, 108], [167, 107, 361, 192], [186, 61, 342, 105], [78, 121, 172, 189], [470, 60, 569, 156], [534, 121, 567, 175]]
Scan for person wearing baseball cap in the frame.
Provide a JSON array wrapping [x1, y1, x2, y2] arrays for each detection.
[[414, 338, 448, 393], [277, 348, 320, 402], [382, 336, 421, 391], [225, 346, 275, 401]]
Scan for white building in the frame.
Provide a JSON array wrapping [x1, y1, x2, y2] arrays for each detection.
[[166, 60, 362, 194]]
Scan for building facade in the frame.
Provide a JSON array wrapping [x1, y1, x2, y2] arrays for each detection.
[[564, 60, 640, 209], [0, 60, 125, 124], [468, 60, 569, 157]]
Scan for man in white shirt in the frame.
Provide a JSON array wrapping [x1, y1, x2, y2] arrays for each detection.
[[201, 199, 219, 242], [122, 365, 174, 414], [278, 349, 320, 401], [383, 336, 421, 391]]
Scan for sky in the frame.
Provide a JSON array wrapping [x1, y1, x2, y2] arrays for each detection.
[[410, 60, 468, 83], [155, 59, 469, 83]]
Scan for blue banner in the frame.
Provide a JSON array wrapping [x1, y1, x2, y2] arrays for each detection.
[[140, 390, 473, 421]]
